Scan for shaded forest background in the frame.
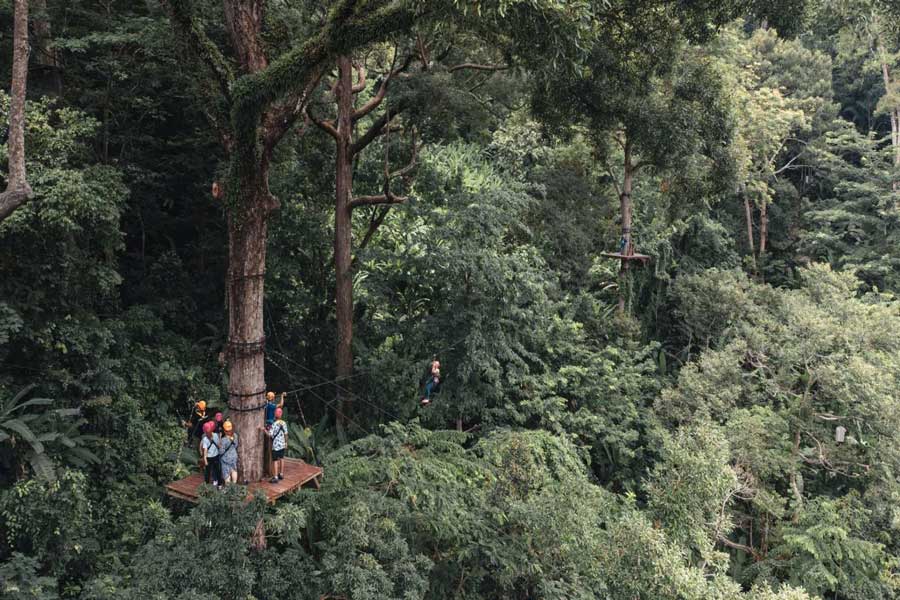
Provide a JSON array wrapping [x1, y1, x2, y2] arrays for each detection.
[[1, 0, 900, 598]]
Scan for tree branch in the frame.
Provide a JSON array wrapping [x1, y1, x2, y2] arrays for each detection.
[[160, 0, 235, 102], [263, 69, 326, 155], [0, 187, 34, 223], [306, 105, 339, 140], [228, 0, 422, 169], [350, 128, 419, 209], [352, 205, 392, 268], [350, 98, 409, 156], [350, 193, 406, 208], [351, 62, 367, 93], [447, 62, 509, 73], [352, 51, 414, 122]]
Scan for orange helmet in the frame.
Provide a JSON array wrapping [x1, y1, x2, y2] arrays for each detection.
[[223, 420, 233, 432], [197, 400, 207, 411]]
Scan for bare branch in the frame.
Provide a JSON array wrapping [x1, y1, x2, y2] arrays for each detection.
[[350, 193, 406, 208], [350, 99, 409, 156], [351, 62, 367, 93], [447, 62, 509, 73], [416, 33, 430, 70], [352, 52, 414, 122], [717, 534, 761, 560], [160, 0, 235, 102], [306, 105, 339, 140]]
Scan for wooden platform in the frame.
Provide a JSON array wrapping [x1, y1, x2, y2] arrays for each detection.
[[165, 458, 323, 503], [600, 252, 652, 263]]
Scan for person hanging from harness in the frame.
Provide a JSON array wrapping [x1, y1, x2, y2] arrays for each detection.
[[185, 400, 207, 445], [199, 420, 222, 487], [420, 357, 441, 406], [219, 420, 239, 485], [261, 407, 288, 484]]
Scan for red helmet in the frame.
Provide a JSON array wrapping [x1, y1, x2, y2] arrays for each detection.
[[215, 412, 223, 422], [203, 421, 216, 434], [275, 407, 283, 419]]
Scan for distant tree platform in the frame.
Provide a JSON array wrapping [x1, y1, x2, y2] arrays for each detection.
[[165, 458, 322, 503], [600, 252, 651, 263]]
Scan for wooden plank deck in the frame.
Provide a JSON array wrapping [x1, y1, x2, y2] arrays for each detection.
[[165, 458, 323, 503], [600, 252, 652, 262]]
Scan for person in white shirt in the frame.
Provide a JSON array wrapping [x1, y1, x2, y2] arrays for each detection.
[[199, 420, 221, 486], [262, 407, 288, 484]]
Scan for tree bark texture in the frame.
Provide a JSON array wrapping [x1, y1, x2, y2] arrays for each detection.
[[226, 177, 272, 482], [0, 0, 33, 224], [334, 56, 355, 434]]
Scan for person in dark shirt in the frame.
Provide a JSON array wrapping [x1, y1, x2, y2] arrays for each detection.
[[265, 392, 285, 427], [185, 401, 207, 445]]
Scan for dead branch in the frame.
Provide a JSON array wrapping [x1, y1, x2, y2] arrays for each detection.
[[447, 62, 509, 73]]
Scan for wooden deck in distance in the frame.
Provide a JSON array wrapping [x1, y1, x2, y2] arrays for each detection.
[[600, 252, 652, 263], [165, 458, 323, 503]]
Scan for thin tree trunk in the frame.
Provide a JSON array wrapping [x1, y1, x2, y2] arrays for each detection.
[[334, 56, 355, 436], [617, 140, 634, 313], [878, 43, 899, 191], [31, 0, 61, 94], [0, 0, 33, 223], [758, 199, 768, 256], [743, 195, 758, 273]]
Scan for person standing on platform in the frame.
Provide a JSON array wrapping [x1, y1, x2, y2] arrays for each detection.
[[264, 391, 285, 476], [199, 421, 222, 486], [185, 400, 207, 445], [219, 420, 239, 485], [214, 412, 225, 435], [263, 407, 288, 484]]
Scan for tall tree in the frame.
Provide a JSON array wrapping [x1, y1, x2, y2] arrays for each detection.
[[307, 49, 419, 433], [161, 0, 592, 475], [0, 0, 33, 223], [160, 0, 429, 482], [533, 1, 737, 311]]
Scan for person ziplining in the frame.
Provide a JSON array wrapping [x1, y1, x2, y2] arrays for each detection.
[[420, 357, 441, 406]]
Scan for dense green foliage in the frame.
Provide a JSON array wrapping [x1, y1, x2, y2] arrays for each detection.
[[2, 0, 900, 598]]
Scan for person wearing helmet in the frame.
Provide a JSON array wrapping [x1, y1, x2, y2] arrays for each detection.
[[264, 391, 285, 476], [199, 420, 222, 486], [262, 407, 288, 484], [219, 420, 239, 485], [420, 358, 441, 406], [265, 391, 285, 427], [214, 412, 225, 436], [185, 400, 208, 445]]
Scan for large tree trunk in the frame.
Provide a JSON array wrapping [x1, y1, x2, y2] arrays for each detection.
[[617, 140, 634, 313], [0, 0, 33, 224], [227, 178, 271, 484], [334, 56, 355, 435]]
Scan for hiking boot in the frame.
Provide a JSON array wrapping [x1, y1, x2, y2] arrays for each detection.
[[270, 477, 279, 484], [278, 473, 284, 480]]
